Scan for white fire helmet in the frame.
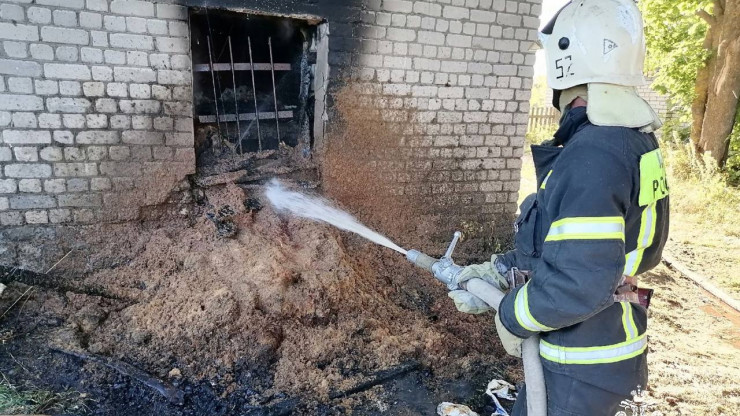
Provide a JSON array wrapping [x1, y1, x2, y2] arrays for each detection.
[[540, 0, 647, 90]]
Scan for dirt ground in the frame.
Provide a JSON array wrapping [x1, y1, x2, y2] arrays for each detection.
[[0, 181, 523, 415]]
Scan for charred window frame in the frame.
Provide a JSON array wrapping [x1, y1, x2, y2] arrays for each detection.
[[189, 9, 328, 168]]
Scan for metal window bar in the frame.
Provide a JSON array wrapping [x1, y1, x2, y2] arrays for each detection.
[[227, 36, 242, 155], [198, 36, 293, 152], [193, 63, 292, 72]]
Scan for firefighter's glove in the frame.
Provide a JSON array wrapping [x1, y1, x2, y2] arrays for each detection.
[[448, 290, 493, 314], [495, 312, 524, 358], [454, 255, 509, 291]]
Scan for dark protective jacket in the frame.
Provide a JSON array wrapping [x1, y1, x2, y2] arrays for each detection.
[[498, 106, 670, 395]]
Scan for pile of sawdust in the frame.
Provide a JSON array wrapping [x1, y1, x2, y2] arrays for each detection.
[[48, 183, 514, 400]]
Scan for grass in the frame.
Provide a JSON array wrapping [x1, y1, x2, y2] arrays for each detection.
[[0, 377, 88, 414]]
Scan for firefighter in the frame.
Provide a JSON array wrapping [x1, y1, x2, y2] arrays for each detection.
[[447, 0, 670, 414]]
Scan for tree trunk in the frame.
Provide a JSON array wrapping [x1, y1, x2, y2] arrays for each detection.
[[692, 0, 740, 167]]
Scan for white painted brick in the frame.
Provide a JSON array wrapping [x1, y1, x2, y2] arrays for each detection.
[[114, 66, 156, 83], [147, 19, 168, 35], [169, 21, 188, 37], [126, 16, 147, 33], [82, 81, 104, 97], [37, 0, 84, 8], [86, 0, 108, 12], [26, 210, 49, 224], [90, 178, 111, 191], [3, 41, 28, 58], [19, 179, 42, 193], [41, 27, 88, 45], [110, 33, 153, 50], [53, 129, 75, 143], [0, 197, 7, 211], [104, 15, 126, 31], [386, 27, 415, 42], [13, 146, 37, 162], [30, 43, 54, 60], [80, 12, 103, 29], [165, 132, 192, 147], [81, 47, 103, 63], [109, 146, 130, 160], [376, 12, 391, 26], [44, 63, 91, 80], [5, 164, 52, 179], [151, 85, 170, 100], [170, 55, 190, 70], [418, 31, 444, 45], [122, 130, 163, 145], [447, 34, 472, 47], [111, 0, 154, 17], [129, 83, 150, 99], [94, 98, 117, 113], [0, 111, 9, 126], [407, 15, 421, 28], [106, 82, 128, 97], [38, 113, 61, 128], [11, 112, 36, 128], [155, 36, 187, 53], [157, 69, 189, 85], [131, 115, 151, 129], [91, 66, 113, 81], [49, 208, 72, 223], [59, 80, 82, 96], [66, 178, 89, 192], [91, 31, 108, 47], [420, 17, 435, 30], [47, 97, 91, 113], [0, 3, 25, 21], [149, 53, 169, 69], [0, 58, 42, 77], [0, 94, 43, 111], [64, 147, 86, 161], [443, 5, 469, 19], [110, 115, 130, 129], [53, 9, 77, 27], [104, 49, 125, 65], [55, 46, 79, 62], [414, 2, 442, 17], [127, 51, 148, 66], [0, 178, 16, 193], [26, 7, 51, 25], [440, 60, 468, 73], [3, 130, 51, 145], [152, 116, 172, 131], [54, 164, 98, 178], [382, 0, 412, 13], [156, 4, 187, 20], [76, 130, 119, 144], [8, 77, 32, 94]]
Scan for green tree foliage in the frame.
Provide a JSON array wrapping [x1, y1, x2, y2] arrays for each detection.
[[641, 0, 740, 182], [641, 0, 710, 121]]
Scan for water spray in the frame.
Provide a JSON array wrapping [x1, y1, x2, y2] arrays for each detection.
[[264, 179, 547, 415]]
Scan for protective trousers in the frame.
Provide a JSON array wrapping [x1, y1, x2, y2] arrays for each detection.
[[511, 368, 628, 416]]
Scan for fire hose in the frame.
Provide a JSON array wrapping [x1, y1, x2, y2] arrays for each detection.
[[407, 232, 547, 416]]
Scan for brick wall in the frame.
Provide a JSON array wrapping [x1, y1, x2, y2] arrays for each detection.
[[637, 78, 671, 125], [1, 0, 542, 269], [0, 0, 194, 228]]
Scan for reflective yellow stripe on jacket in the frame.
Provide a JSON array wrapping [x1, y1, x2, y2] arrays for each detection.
[[545, 217, 626, 242], [624, 203, 658, 276], [514, 282, 555, 332], [539, 334, 647, 365]]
